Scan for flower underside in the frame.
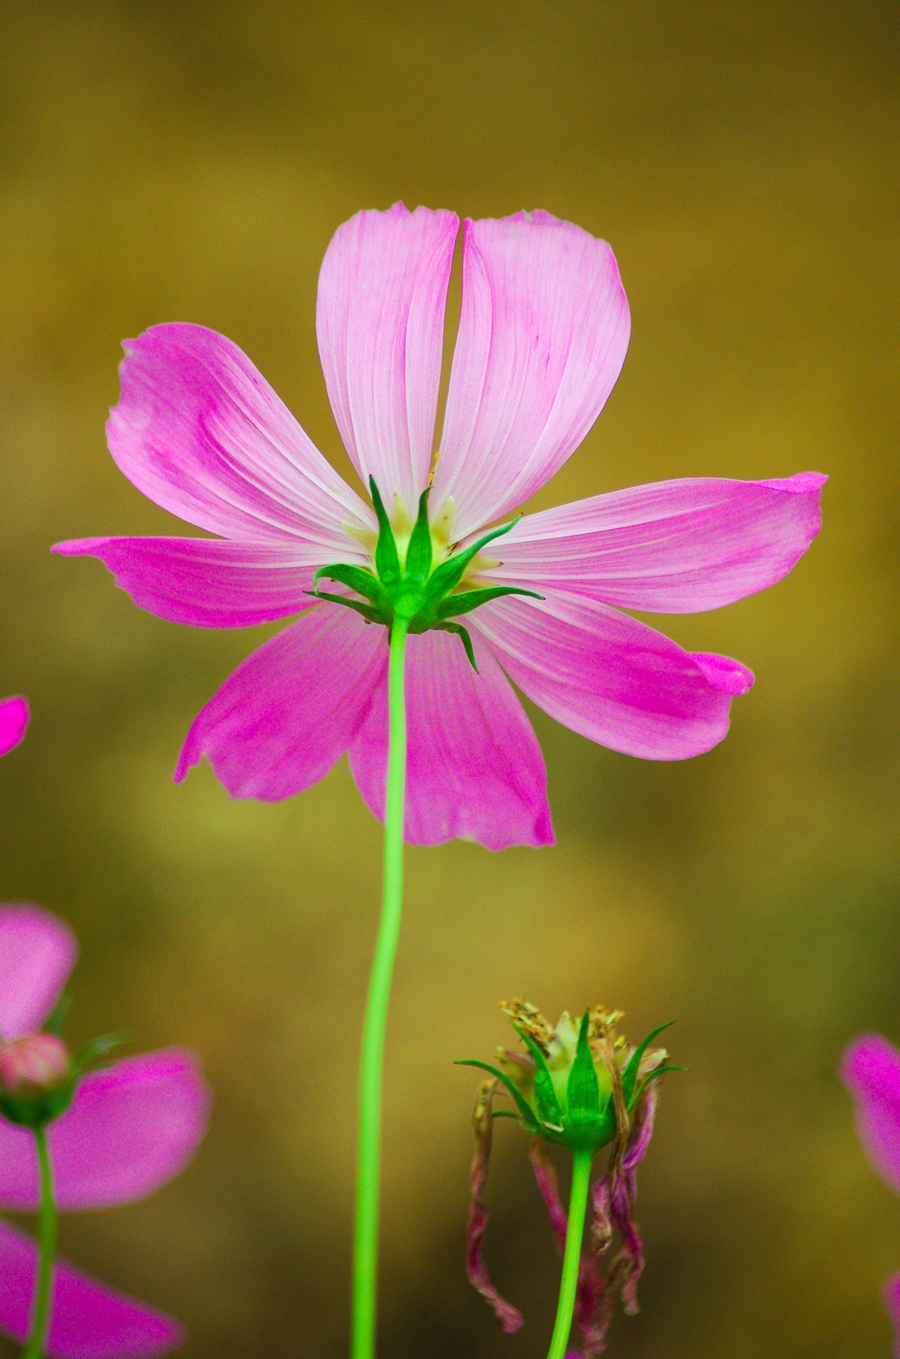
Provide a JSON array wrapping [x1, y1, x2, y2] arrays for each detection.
[[310, 478, 541, 670]]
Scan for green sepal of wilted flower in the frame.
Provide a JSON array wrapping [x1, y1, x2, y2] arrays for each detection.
[[459, 1012, 678, 1156], [0, 1031, 128, 1131], [307, 478, 542, 671]]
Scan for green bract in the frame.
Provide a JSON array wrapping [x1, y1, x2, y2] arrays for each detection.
[[459, 1002, 675, 1156], [308, 478, 542, 670]]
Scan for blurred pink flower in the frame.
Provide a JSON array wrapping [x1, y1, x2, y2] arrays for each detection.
[[56, 205, 825, 849], [0, 904, 211, 1358], [0, 696, 29, 757], [840, 1033, 900, 1354]]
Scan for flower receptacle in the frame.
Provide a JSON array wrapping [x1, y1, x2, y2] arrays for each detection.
[[309, 478, 542, 670]]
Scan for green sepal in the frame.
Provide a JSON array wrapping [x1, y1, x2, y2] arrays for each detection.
[[425, 516, 522, 599], [404, 488, 433, 582], [313, 563, 382, 603], [305, 590, 384, 625], [511, 1024, 565, 1131], [70, 1032, 129, 1079], [44, 993, 72, 1038], [632, 1064, 685, 1105], [621, 1022, 675, 1107], [436, 621, 478, 671], [566, 1010, 602, 1123], [433, 585, 543, 622], [456, 1059, 541, 1133], [369, 477, 402, 586]]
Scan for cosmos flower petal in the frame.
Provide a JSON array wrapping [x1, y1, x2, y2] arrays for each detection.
[[882, 1271, 900, 1358], [316, 203, 459, 512], [175, 606, 386, 801], [487, 473, 828, 612], [0, 1219, 181, 1358], [472, 590, 753, 760], [0, 1050, 209, 1211], [105, 324, 371, 547], [0, 696, 29, 757], [348, 628, 553, 849], [51, 537, 367, 628], [431, 211, 630, 538], [840, 1034, 900, 1195], [0, 905, 77, 1042]]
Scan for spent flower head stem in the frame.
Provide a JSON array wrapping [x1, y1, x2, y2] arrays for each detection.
[[461, 1000, 675, 1357]]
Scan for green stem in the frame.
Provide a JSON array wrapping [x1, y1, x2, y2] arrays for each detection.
[[546, 1147, 594, 1359], [23, 1125, 56, 1359], [352, 618, 409, 1359]]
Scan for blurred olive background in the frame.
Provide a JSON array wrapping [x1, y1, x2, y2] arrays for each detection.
[[0, 1, 897, 1356]]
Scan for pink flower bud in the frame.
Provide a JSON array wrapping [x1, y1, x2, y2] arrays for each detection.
[[0, 1033, 70, 1093]]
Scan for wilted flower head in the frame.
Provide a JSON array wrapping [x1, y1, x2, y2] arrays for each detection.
[[0, 904, 211, 1358], [461, 1001, 673, 1356], [55, 205, 825, 850], [840, 1032, 900, 1354]]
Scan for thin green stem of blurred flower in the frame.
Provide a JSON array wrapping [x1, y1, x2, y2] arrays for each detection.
[[23, 1124, 56, 1359], [352, 618, 409, 1359], [546, 1147, 593, 1359]]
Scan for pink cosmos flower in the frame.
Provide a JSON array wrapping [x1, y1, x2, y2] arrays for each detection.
[[54, 205, 825, 849], [840, 1033, 900, 1353], [0, 696, 29, 757], [0, 904, 210, 1358]]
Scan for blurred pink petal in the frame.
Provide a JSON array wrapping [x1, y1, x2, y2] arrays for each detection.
[[430, 211, 631, 539], [0, 905, 77, 1042], [0, 1050, 210, 1210], [840, 1033, 900, 1195], [53, 537, 363, 628], [0, 1220, 181, 1358], [472, 591, 751, 760], [317, 204, 458, 513], [488, 473, 827, 612], [103, 323, 372, 548], [0, 696, 29, 757], [349, 628, 553, 848], [175, 606, 386, 800], [883, 1271, 900, 1358]]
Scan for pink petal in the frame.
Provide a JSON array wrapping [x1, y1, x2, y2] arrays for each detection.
[[0, 696, 29, 757], [839, 1034, 900, 1195], [883, 1270, 900, 1358], [0, 1050, 209, 1211], [175, 605, 386, 800], [0, 1220, 181, 1358], [316, 203, 458, 514], [0, 905, 77, 1042], [51, 537, 361, 628], [431, 212, 630, 539], [348, 628, 552, 849], [105, 323, 371, 548], [471, 590, 753, 761], [486, 473, 828, 612]]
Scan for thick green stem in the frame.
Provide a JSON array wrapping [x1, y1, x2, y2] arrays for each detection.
[[351, 618, 409, 1359], [23, 1125, 56, 1359], [545, 1147, 594, 1359]]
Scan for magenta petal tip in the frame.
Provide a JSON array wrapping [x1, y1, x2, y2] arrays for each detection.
[[0, 696, 29, 758]]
